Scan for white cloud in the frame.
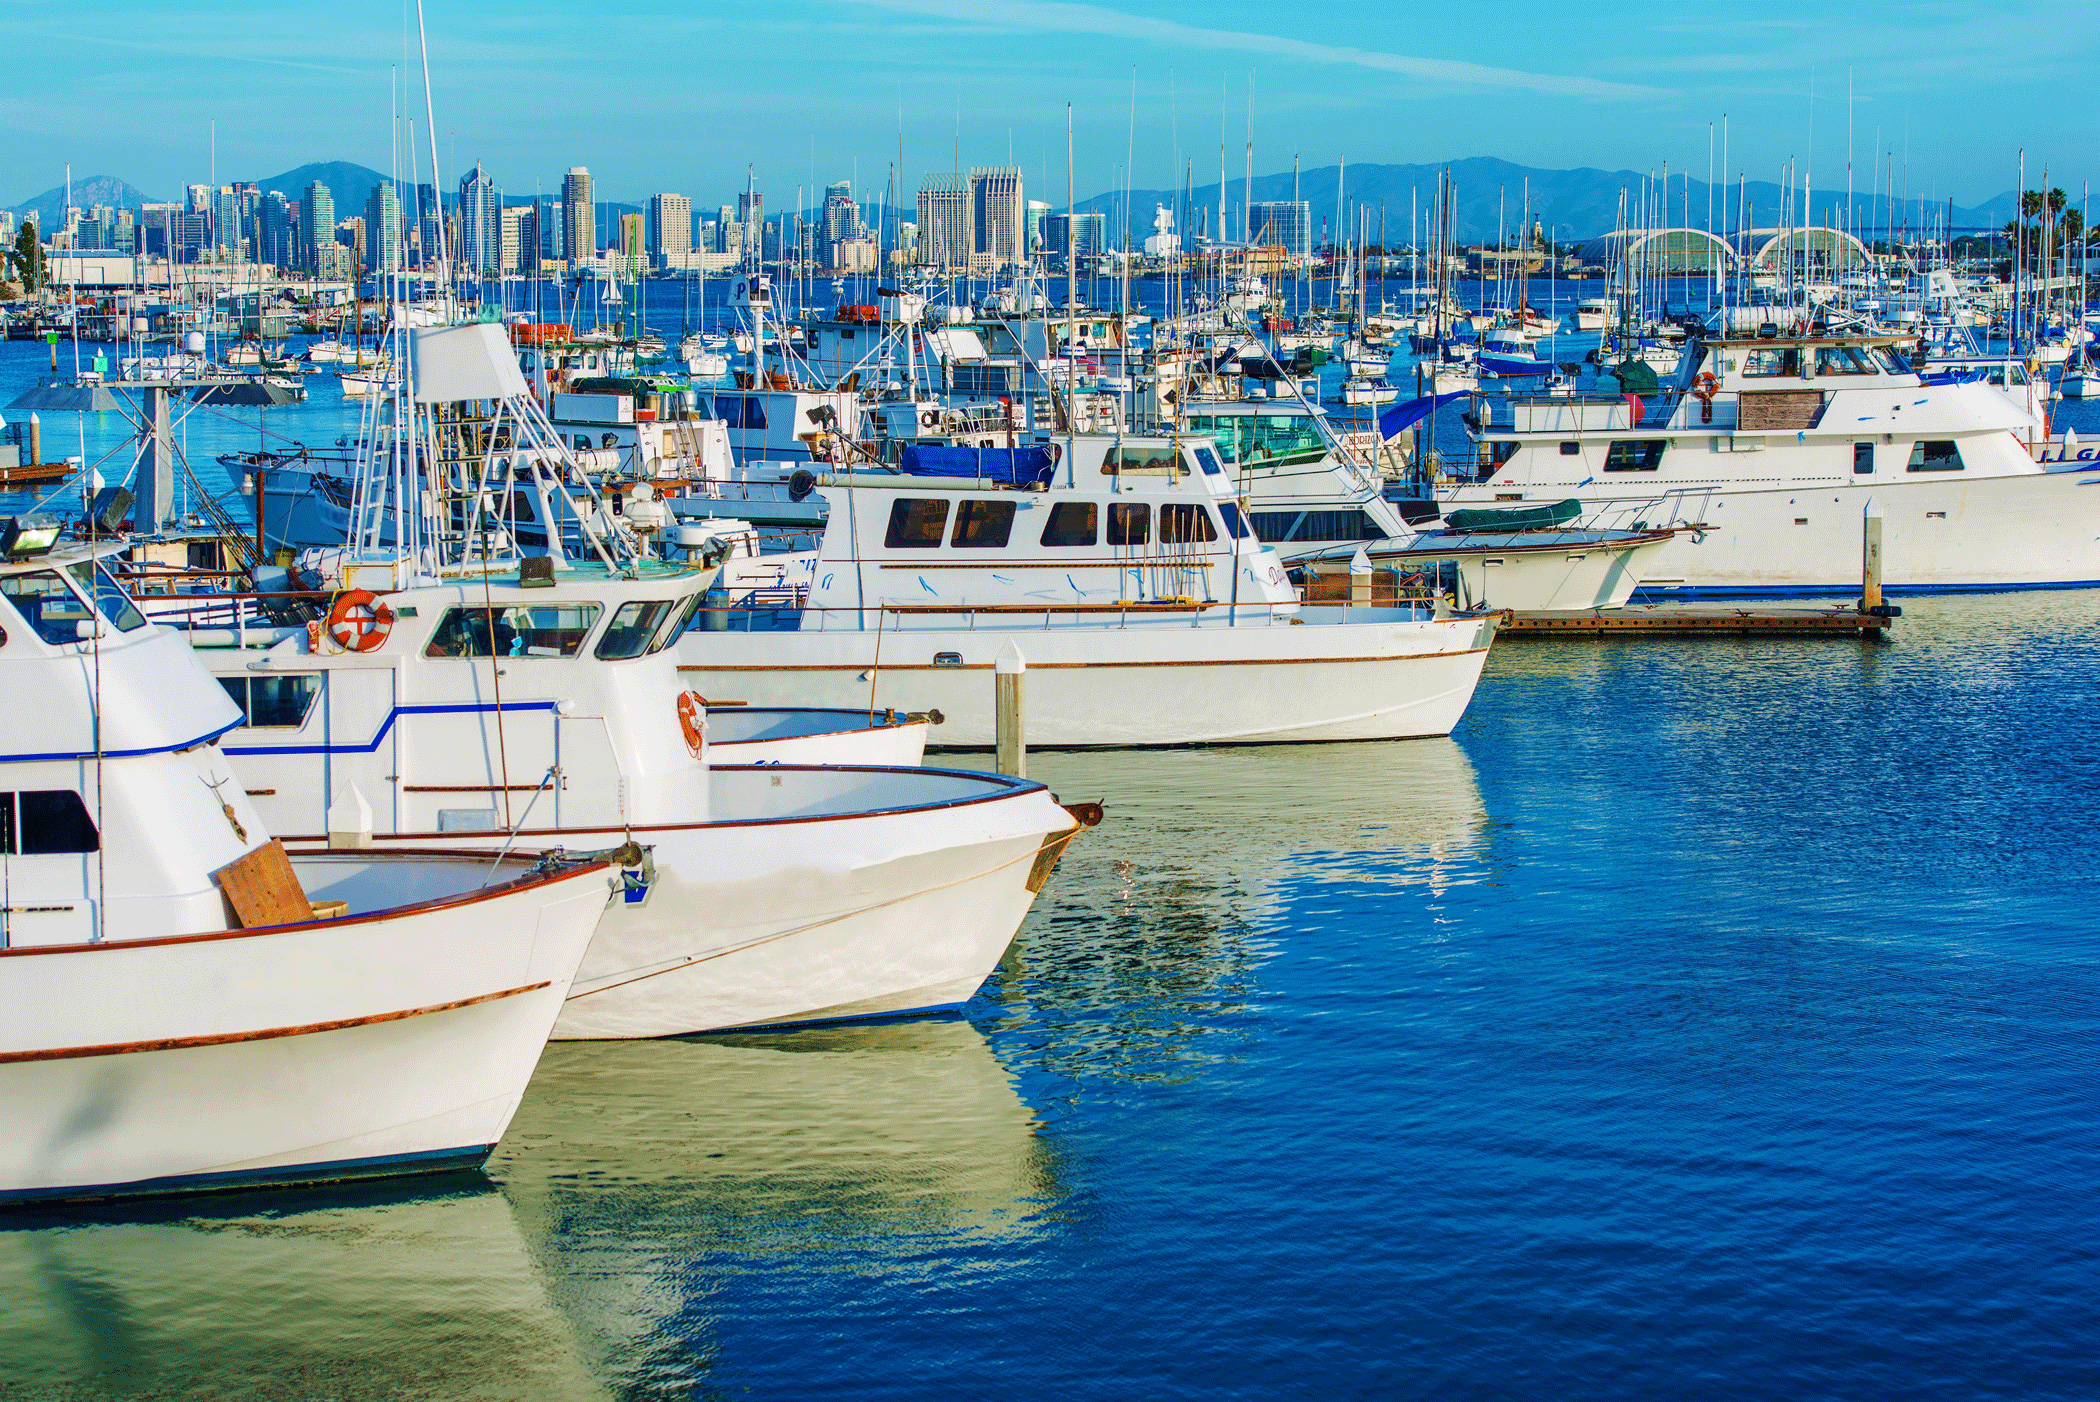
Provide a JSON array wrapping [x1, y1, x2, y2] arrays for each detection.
[[840, 0, 1670, 101]]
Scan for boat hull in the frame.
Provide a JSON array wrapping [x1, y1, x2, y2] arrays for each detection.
[[0, 856, 610, 1205], [676, 613, 1494, 747], [287, 768, 1080, 1040]]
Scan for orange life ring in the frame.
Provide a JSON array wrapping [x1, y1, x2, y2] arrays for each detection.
[[1690, 371, 1720, 402], [675, 690, 707, 759], [326, 589, 393, 653]]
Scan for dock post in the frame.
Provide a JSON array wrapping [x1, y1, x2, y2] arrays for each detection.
[[1862, 503, 1884, 612], [995, 639, 1026, 778], [27, 413, 39, 470]]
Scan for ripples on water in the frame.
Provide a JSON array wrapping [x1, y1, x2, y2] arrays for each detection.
[[6, 594, 2100, 1399]]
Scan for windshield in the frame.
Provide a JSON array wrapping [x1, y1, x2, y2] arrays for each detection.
[[66, 562, 147, 632], [0, 571, 96, 645]]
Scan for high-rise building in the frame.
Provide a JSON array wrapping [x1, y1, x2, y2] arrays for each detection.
[[916, 175, 970, 268], [1042, 211, 1105, 264], [458, 163, 501, 274], [303, 182, 336, 276], [1025, 200, 1051, 255], [364, 181, 403, 274], [646, 193, 691, 265], [258, 191, 295, 267], [617, 211, 645, 264], [1247, 201, 1312, 261], [821, 181, 858, 245], [186, 184, 210, 214], [535, 194, 565, 263], [563, 167, 593, 262], [211, 185, 242, 253], [969, 167, 1023, 268], [499, 205, 529, 273], [737, 191, 764, 264]]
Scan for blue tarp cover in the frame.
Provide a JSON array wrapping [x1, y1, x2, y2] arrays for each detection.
[[1377, 390, 1471, 441], [898, 444, 1058, 486], [1479, 354, 1554, 378]]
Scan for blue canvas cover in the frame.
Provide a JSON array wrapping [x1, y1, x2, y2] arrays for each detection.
[[898, 444, 1059, 486], [1377, 390, 1471, 441]]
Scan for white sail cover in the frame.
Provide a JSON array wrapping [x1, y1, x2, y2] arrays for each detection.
[[411, 322, 530, 403]]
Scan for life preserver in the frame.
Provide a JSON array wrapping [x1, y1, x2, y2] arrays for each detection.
[[675, 690, 707, 759], [1691, 371, 1721, 424], [919, 409, 940, 429], [326, 589, 393, 653]]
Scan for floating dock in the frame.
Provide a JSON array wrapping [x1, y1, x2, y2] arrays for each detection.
[[1501, 605, 1894, 639]]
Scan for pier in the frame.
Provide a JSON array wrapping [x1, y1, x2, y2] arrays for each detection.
[[1499, 604, 1895, 639]]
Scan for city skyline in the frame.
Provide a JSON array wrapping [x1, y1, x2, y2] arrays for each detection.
[[8, 0, 2090, 217]]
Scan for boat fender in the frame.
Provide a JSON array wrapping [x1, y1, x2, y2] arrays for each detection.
[[325, 589, 393, 653], [676, 690, 708, 759]]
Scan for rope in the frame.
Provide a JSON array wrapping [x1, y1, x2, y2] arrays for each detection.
[[565, 826, 1076, 1003]]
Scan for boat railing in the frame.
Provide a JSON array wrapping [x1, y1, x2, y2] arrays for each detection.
[[696, 598, 1367, 634]]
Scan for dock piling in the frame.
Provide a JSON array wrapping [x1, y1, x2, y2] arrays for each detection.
[[995, 640, 1026, 778]]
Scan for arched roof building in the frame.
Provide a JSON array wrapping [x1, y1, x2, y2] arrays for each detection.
[[1725, 227, 1873, 275], [1577, 228, 1736, 275]]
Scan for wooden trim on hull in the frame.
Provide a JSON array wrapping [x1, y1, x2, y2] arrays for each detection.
[[0, 982, 551, 1065]]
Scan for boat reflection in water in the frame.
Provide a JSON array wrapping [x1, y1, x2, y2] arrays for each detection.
[[492, 1020, 1056, 1392], [964, 739, 1491, 1082], [0, 1185, 606, 1400]]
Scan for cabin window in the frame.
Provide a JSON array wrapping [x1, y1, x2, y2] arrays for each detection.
[[1101, 445, 1182, 476], [1108, 503, 1151, 546], [510, 490, 539, 524], [1295, 510, 1383, 542], [0, 570, 97, 646], [883, 498, 950, 549], [0, 791, 99, 854], [218, 674, 321, 728], [595, 599, 682, 659], [1872, 347, 1910, 373], [1906, 440, 1964, 473], [1741, 348, 1799, 378], [1816, 346, 1875, 375], [2008, 365, 2031, 386], [1160, 504, 1219, 544], [66, 563, 146, 632], [1250, 511, 1301, 542], [1603, 440, 1666, 471], [1039, 502, 1097, 547], [1490, 442, 1520, 467], [1193, 446, 1225, 476], [1559, 441, 1581, 455], [425, 603, 603, 658], [1216, 502, 1252, 539], [712, 395, 767, 429], [950, 500, 1017, 548], [1853, 442, 1875, 475]]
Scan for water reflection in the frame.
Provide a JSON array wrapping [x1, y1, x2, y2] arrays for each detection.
[[492, 1021, 1053, 1396], [966, 741, 1490, 1082], [0, 1183, 604, 1400]]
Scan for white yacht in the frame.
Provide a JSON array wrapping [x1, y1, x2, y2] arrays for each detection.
[[676, 434, 1496, 746], [1446, 333, 2092, 594], [0, 534, 614, 1204]]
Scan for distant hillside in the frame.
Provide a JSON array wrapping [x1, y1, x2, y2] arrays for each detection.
[[1082, 156, 2019, 245], [8, 175, 156, 227], [253, 161, 410, 219]]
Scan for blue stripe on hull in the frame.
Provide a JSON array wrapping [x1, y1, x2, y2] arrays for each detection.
[[708, 1002, 967, 1036], [0, 1143, 493, 1207], [1632, 579, 2100, 602]]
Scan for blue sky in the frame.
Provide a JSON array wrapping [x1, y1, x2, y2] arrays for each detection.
[[8, 0, 2092, 209]]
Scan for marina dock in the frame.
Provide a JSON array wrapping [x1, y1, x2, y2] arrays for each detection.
[[1501, 604, 1896, 638]]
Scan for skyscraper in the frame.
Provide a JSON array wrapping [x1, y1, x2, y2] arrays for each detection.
[[303, 181, 335, 275], [1248, 201, 1312, 262], [212, 185, 242, 253], [563, 167, 593, 263], [259, 191, 294, 267], [458, 163, 501, 274], [969, 167, 1023, 268], [364, 181, 402, 274], [499, 205, 529, 273], [916, 175, 970, 268], [536, 194, 565, 263], [821, 182, 858, 246], [646, 193, 691, 265], [415, 183, 442, 266]]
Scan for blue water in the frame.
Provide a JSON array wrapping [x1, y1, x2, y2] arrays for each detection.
[[10, 594, 2097, 1398]]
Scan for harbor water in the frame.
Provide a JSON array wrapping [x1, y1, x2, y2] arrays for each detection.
[[5, 588, 2098, 1398]]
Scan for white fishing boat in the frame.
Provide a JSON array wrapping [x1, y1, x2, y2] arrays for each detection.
[[186, 322, 1083, 1039], [0, 534, 615, 1205], [1340, 378, 1399, 406], [1448, 332, 2100, 594], [676, 435, 1496, 746], [1299, 514, 1681, 612]]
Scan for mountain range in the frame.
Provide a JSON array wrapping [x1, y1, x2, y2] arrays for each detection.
[[1077, 157, 2020, 246], [9, 156, 2026, 244]]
